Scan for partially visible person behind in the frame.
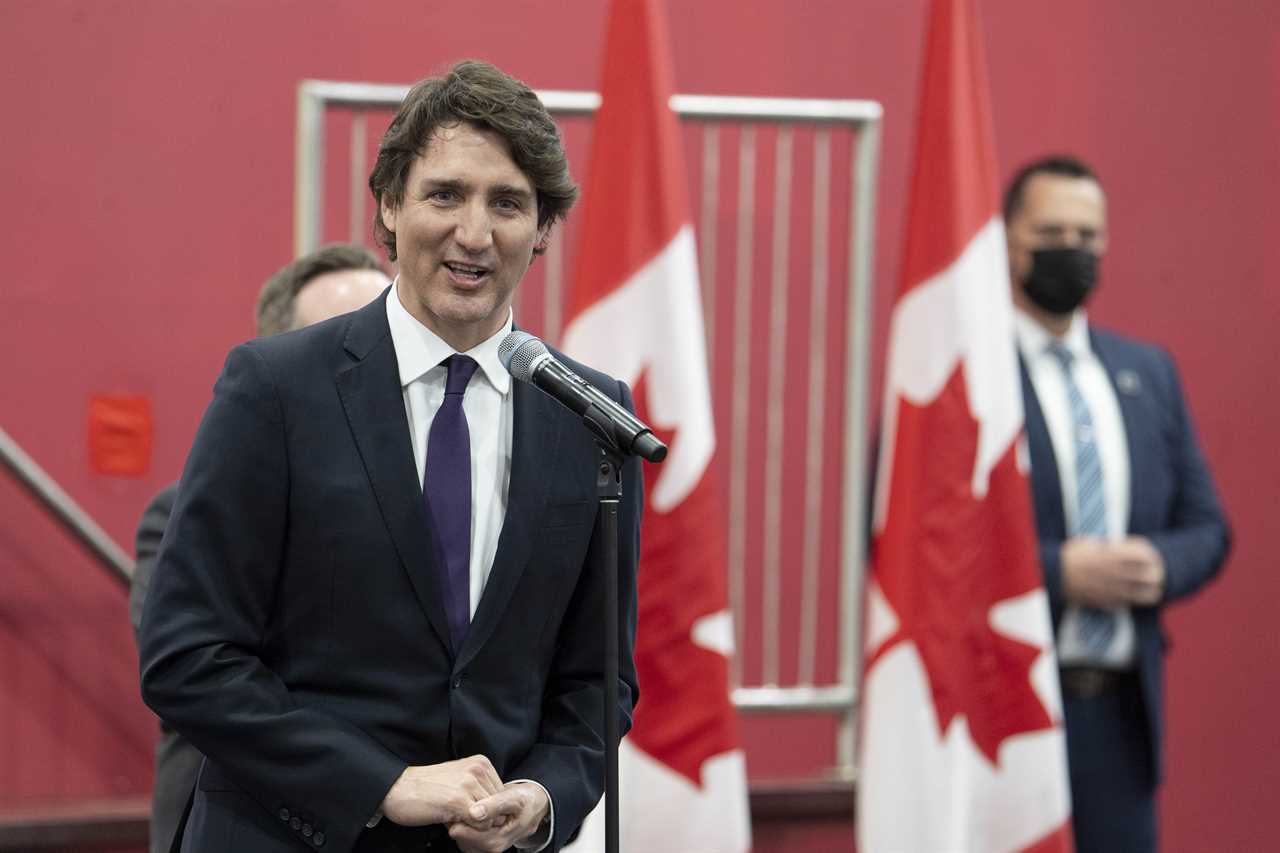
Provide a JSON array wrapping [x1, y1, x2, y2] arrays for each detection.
[[128, 243, 388, 853], [1005, 154, 1230, 853], [253, 243, 391, 338]]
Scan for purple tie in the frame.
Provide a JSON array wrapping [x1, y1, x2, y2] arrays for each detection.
[[424, 354, 479, 653]]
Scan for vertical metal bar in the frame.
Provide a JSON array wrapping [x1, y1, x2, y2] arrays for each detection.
[[727, 126, 755, 688], [543, 231, 564, 344], [349, 112, 367, 245], [838, 120, 881, 776], [510, 279, 524, 329], [761, 127, 792, 688], [294, 82, 325, 257], [798, 129, 832, 687], [699, 124, 720, 373]]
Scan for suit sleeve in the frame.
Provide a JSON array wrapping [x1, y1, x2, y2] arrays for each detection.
[[508, 378, 643, 852], [1145, 350, 1231, 602], [129, 483, 177, 646], [138, 343, 405, 853]]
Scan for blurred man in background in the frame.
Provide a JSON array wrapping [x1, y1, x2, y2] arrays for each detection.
[[129, 242, 388, 853], [1006, 155, 1230, 853]]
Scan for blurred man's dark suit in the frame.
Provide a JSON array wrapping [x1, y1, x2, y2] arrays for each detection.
[[1021, 326, 1230, 852], [129, 482, 202, 853], [138, 293, 641, 853]]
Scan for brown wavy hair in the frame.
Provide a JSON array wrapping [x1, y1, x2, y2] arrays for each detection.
[[369, 60, 578, 261]]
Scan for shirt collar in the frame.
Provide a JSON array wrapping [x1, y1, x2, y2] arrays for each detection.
[[1014, 307, 1093, 362], [385, 277, 513, 395]]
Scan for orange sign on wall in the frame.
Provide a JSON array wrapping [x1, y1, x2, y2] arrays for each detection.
[[88, 394, 152, 476]]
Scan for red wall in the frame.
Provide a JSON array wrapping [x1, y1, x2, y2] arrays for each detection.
[[1, 1, 1276, 850]]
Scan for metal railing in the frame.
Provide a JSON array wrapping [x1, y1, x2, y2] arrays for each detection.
[[295, 80, 881, 776], [0, 426, 135, 584]]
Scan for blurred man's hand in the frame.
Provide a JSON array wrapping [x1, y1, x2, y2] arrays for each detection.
[[1062, 536, 1165, 607]]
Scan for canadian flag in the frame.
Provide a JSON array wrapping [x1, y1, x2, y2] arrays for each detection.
[[559, 0, 751, 850], [857, 1, 1073, 852]]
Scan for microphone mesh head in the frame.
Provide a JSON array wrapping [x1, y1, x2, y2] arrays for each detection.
[[498, 330, 549, 381]]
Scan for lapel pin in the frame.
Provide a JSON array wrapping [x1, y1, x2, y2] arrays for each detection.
[[1116, 369, 1142, 395]]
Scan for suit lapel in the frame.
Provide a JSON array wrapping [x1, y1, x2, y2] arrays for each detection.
[[1090, 331, 1144, 532], [1019, 355, 1068, 541], [335, 297, 453, 654], [456, 379, 561, 671]]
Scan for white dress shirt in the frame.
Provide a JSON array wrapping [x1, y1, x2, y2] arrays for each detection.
[[1016, 309, 1136, 668], [386, 283, 514, 620], [381, 284, 551, 850]]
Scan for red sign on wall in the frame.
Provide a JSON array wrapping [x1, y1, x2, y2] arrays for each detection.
[[88, 394, 152, 476]]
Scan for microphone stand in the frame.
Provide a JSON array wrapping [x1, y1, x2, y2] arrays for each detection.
[[577, 400, 646, 853], [500, 333, 665, 853], [594, 443, 624, 853]]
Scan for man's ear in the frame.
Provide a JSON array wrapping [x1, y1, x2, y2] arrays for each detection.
[[533, 222, 552, 256], [380, 197, 398, 235]]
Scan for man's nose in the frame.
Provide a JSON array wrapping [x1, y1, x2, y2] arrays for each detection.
[[454, 201, 494, 253]]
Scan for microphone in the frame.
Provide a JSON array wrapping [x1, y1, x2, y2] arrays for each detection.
[[499, 331, 667, 463]]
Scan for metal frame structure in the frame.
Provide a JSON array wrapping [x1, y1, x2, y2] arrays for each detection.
[[294, 80, 881, 777]]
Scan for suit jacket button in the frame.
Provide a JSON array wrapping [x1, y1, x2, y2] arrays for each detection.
[[302, 823, 313, 837], [278, 808, 290, 822], [290, 816, 302, 830], [312, 831, 326, 846], [452, 676, 462, 689]]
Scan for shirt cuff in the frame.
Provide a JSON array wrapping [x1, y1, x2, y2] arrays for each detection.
[[365, 810, 382, 829], [509, 779, 553, 852]]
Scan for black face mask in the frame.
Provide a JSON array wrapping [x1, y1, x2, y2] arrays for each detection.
[[1021, 247, 1099, 314]]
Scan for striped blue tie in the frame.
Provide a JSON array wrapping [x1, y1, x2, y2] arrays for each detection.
[[1047, 342, 1117, 655]]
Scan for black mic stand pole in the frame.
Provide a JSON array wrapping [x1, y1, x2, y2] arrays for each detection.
[[594, 442, 624, 853]]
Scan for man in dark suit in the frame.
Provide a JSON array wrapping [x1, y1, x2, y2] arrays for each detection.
[[1006, 155, 1230, 853], [129, 243, 389, 853], [139, 60, 642, 853]]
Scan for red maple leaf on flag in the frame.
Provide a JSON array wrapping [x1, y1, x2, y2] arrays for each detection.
[[871, 364, 1053, 765], [625, 371, 739, 786]]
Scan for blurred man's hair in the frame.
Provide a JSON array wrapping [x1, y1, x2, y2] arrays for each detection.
[[1002, 155, 1101, 223], [255, 243, 384, 336], [368, 59, 578, 261]]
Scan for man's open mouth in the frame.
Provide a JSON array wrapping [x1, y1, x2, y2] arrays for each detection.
[[444, 261, 491, 283]]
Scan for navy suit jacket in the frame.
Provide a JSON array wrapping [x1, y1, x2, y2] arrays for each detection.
[[1020, 326, 1230, 780], [139, 294, 642, 853]]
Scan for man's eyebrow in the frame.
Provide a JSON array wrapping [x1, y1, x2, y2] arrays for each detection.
[[489, 183, 535, 201], [418, 177, 468, 193], [413, 177, 533, 201]]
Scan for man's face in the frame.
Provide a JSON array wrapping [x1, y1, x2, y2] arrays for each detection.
[[1006, 173, 1108, 305], [291, 268, 389, 330], [380, 121, 544, 351]]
